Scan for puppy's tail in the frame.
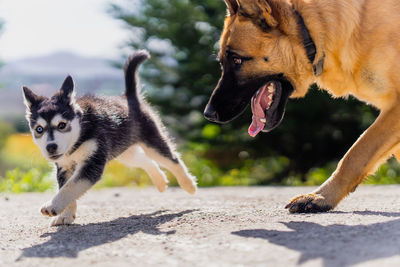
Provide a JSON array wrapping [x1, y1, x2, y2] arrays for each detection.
[[124, 50, 150, 110]]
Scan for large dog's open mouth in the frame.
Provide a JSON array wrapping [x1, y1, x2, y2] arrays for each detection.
[[248, 79, 293, 137], [204, 74, 294, 134]]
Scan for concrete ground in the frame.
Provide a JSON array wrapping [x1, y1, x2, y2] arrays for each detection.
[[1, 186, 400, 267]]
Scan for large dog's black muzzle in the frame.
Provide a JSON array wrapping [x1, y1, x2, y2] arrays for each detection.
[[204, 71, 261, 123], [203, 104, 220, 122]]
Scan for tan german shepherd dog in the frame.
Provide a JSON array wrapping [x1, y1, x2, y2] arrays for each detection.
[[204, 0, 400, 213]]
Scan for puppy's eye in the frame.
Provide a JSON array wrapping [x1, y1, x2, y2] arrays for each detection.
[[264, 57, 269, 62], [58, 122, 67, 130], [36, 126, 44, 134], [233, 57, 242, 65]]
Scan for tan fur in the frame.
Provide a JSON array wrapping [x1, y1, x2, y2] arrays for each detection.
[[117, 145, 169, 193], [220, 0, 400, 211], [139, 143, 197, 195]]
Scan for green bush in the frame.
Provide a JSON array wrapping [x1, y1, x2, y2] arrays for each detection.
[[366, 158, 400, 184], [0, 168, 54, 193]]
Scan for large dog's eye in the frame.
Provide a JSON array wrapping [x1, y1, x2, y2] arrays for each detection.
[[57, 122, 67, 131], [36, 126, 44, 134], [233, 56, 242, 65]]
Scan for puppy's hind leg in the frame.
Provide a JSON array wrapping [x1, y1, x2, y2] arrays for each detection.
[[141, 143, 197, 195], [118, 145, 168, 192], [137, 107, 197, 194]]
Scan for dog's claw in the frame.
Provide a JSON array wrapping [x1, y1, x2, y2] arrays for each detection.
[[40, 201, 60, 217]]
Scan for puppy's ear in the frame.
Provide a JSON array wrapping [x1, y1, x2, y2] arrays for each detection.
[[224, 0, 239, 16], [59, 75, 76, 104], [60, 75, 74, 98], [238, 0, 278, 30], [22, 86, 42, 109]]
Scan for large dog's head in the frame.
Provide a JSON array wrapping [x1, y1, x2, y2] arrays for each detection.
[[22, 76, 82, 162], [204, 0, 314, 136]]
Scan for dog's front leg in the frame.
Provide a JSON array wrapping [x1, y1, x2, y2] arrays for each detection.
[[48, 164, 77, 226], [286, 104, 400, 213], [41, 151, 106, 219]]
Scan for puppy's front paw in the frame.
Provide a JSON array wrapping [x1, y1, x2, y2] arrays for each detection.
[[50, 213, 76, 226], [285, 193, 333, 213], [40, 201, 61, 217]]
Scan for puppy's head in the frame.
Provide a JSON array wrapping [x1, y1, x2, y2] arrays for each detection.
[[23, 76, 82, 162], [204, 0, 314, 136]]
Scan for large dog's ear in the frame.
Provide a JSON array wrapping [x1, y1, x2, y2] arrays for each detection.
[[238, 0, 278, 30], [224, 0, 239, 15], [59, 75, 76, 104], [22, 86, 43, 109]]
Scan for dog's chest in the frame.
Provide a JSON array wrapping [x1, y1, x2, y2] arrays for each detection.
[[57, 139, 98, 170], [318, 67, 393, 109]]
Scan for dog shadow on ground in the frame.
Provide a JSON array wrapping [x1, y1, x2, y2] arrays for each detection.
[[19, 209, 195, 259], [233, 210, 400, 267]]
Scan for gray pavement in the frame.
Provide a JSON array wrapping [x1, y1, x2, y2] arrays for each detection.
[[1, 186, 400, 267]]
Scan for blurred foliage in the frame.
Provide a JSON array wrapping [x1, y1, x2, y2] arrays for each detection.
[[179, 142, 290, 186], [0, 121, 15, 149], [365, 158, 400, 184], [0, 168, 53, 193], [1, 133, 400, 193], [110, 0, 382, 182], [0, 134, 53, 192], [1, 134, 50, 173], [98, 161, 152, 188]]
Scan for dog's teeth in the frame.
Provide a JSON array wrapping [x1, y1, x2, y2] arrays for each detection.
[[268, 95, 273, 100], [260, 118, 266, 123], [268, 87, 274, 93]]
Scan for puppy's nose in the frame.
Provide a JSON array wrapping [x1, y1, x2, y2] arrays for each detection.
[[204, 104, 219, 122], [46, 143, 58, 154]]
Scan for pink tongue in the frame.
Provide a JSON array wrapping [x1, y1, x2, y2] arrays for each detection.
[[248, 85, 269, 137]]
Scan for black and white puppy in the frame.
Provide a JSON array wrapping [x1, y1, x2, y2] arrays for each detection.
[[22, 51, 197, 226]]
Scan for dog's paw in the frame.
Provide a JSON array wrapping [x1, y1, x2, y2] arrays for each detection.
[[40, 201, 61, 217], [285, 193, 333, 213], [152, 172, 168, 193], [50, 213, 76, 226], [155, 179, 168, 193], [181, 176, 197, 195]]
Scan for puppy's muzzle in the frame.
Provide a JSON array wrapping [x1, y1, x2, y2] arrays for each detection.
[[46, 143, 58, 154]]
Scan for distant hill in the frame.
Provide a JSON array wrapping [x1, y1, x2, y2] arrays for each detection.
[[0, 52, 125, 122]]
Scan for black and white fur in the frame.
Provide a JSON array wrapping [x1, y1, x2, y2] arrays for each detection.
[[22, 51, 197, 226]]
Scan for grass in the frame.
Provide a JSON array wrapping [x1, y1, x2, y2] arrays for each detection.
[[1, 133, 400, 193], [0, 134, 53, 193]]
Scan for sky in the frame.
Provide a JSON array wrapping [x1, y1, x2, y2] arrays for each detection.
[[0, 0, 132, 62]]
